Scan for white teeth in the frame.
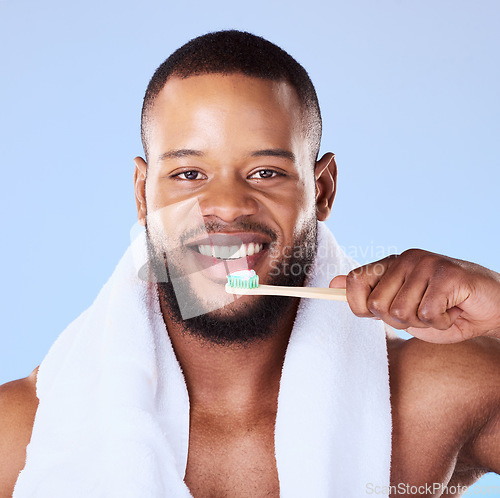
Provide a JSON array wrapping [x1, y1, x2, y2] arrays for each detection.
[[235, 246, 245, 258], [196, 242, 264, 259], [198, 245, 211, 257]]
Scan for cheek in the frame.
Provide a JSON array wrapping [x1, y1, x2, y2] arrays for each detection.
[[290, 174, 317, 220], [271, 183, 316, 242], [146, 192, 205, 251], [292, 202, 317, 241], [145, 172, 185, 212]]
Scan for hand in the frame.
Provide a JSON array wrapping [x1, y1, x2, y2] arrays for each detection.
[[329, 249, 500, 343]]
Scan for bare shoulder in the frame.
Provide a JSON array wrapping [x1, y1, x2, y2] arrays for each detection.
[[0, 367, 39, 498], [388, 335, 500, 399], [387, 336, 500, 482], [388, 335, 500, 430]]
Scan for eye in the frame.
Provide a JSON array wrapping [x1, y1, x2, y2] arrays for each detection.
[[248, 169, 283, 179], [173, 170, 206, 181]]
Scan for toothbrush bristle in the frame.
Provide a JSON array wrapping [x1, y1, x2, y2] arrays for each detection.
[[227, 270, 259, 289]]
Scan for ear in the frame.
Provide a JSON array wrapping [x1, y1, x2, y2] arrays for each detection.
[[314, 152, 337, 221], [133, 156, 148, 226]]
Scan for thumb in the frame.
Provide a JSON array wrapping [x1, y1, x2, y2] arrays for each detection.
[[329, 275, 347, 289]]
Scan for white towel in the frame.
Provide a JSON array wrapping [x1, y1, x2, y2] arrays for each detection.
[[14, 222, 391, 497]]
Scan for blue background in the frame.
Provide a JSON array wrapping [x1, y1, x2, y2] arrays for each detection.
[[1, 0, 498, 493]]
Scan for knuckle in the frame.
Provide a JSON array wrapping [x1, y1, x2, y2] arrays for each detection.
[[416, 252, 454, 274], [390, 304, 411, 322], [367, 297, 386, 315], [417, 306, 435, 323], [384, 254, 399, 263], [437, 259, 460, 276], [401, 248, 425, 259], [401, 249, 446, 271], [348, 266, 365, 280], [431, 263, 451, 280]]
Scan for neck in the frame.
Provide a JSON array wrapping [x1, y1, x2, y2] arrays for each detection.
[[160, 297, 299, 418]]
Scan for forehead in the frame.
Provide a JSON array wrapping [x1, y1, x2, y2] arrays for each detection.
[[146, 73, 307, 162]]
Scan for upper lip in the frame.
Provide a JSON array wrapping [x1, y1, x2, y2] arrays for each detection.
[[185, 232, 272, 248]]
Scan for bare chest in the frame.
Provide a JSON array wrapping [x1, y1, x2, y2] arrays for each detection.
[[184, 417, 280, 498]]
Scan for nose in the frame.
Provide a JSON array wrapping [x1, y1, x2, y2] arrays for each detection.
[[198, 177, 259, 223]]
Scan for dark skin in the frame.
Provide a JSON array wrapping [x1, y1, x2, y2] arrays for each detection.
[[1, 74, 499, 498]]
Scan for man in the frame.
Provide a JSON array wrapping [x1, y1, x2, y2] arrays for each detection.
[[1, 30, 499, 497]]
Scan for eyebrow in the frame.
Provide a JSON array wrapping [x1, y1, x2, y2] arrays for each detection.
[[250, 149, 296, 162], [157, 148, 296, 163], [158, 149, 204, 162]]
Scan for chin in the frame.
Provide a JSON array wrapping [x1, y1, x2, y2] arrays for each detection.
[[207, 293, 263, 317], [161, 277, 295, 346]]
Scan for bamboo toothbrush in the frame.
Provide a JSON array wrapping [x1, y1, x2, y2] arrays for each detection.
[[225, 270, 347, 301]]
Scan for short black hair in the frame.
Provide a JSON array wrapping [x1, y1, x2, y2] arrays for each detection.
[[141, 30, 322, 164]]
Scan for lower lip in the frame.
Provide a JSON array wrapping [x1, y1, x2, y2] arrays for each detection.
[[188, 247, 268, 283]]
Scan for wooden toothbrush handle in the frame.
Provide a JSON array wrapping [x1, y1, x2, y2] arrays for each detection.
[[225, 283, 347, 301], [259, 284, 347, 301]]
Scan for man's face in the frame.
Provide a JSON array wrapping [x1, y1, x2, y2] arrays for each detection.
[[138, 73, 328, 344]]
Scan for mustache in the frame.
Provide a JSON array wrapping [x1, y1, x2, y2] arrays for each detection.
[[179, 220, 278, 246]]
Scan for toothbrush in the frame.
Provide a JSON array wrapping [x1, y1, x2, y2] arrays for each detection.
[[225, 270, 347, 301]]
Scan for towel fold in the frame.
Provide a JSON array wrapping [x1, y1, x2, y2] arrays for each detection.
[[14, 222, 391, 497]]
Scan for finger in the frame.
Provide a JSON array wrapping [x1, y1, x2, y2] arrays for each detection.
[[365, 261, 411, 323], [346, 255, 398, 318], [386, 270, 430, 328], [417, 281, 464, 330], [329, 275, 347, 289]]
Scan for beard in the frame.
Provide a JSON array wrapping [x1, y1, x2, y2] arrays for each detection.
[[145, 217, 318, 347]]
